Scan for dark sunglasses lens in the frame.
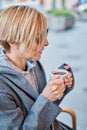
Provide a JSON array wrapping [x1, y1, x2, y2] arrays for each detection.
[[46, 28, 49, 36]]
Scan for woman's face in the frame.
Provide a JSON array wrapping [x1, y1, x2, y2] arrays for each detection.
[[29, 38, 49, 60], [19, 38, 49, 61]]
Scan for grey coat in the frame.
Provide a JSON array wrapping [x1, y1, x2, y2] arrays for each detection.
[[0, 58, 74, 130]]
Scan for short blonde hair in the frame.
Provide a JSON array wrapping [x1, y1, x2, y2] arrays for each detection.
[[0, 5, 47, 52]]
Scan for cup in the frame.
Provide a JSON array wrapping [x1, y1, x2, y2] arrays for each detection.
[[50, 68, 68, 79]]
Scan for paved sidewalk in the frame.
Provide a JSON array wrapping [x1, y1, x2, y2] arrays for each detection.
[[40, 20, 87, 130]]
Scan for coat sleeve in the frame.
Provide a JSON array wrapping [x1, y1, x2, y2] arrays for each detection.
[[0, 86, 61, 130], [0, 92, 24, 130], [23, 94, 61, 130]]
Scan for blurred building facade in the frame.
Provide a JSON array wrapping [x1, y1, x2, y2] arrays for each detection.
[[0, 0, 79, 9], [44, 0, 79, 10]]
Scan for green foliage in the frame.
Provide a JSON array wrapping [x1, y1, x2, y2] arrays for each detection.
[[0, 9, 3, 12], [47, 9, 73, 17], [83, 8, 87, 12]]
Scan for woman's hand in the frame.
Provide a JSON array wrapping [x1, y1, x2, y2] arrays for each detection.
[[64, 65, 73, 88], [42, 76, 65, 102]]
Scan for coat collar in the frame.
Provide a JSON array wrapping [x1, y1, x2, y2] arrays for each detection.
[[0, 66, 39, 101]]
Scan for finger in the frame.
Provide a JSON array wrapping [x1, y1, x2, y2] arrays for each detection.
[[50, 78, 64, 86], [51, 84, 64, 93], [67, 72, 72, 78], [65, 82, 72, 88], [64, 65, 70, 70], [57, 93, 64, 100], [58, 85, 66, 92], [64, 77, 73, 83], [65, 80, 72, 86]]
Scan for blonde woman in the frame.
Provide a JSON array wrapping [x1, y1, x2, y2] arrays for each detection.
[[0, 5, 74, 130]]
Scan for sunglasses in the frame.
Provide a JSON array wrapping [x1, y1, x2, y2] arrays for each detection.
[[46, 28, 49, 37], [36, 28, 49, 43]]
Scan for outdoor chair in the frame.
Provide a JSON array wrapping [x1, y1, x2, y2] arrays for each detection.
[[61, 107, 76, 130]]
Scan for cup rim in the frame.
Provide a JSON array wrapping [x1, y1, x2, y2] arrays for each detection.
[[50, 68, 68, 78]]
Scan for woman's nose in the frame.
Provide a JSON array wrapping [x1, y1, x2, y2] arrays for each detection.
[[44, 38, 49, 46]]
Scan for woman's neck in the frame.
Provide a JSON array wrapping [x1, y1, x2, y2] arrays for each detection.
[[6, 53, 27, 70]]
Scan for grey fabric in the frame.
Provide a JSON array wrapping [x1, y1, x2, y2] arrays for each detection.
[[0, 64, 62, 130], [0, 50, 74, 130], [0, 67, 61, 130]]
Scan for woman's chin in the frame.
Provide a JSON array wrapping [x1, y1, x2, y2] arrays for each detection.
[[32, 55, 41, 61]]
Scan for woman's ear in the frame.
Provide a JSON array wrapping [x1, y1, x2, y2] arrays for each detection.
[[9, 42, 19, 50]]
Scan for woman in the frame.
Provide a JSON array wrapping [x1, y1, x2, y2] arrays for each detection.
[[0, 5, 74, 130]]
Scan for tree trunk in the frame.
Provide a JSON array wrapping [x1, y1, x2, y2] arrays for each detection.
[[52, 0, 56, 9], [62, 0, 65, 9]]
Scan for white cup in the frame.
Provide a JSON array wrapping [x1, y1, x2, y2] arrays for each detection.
[[50, 69, 68, 79]]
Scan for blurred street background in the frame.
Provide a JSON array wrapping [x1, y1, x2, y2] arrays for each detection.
[[0, 0, 87, 130], [41, 20, 87, 130]]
